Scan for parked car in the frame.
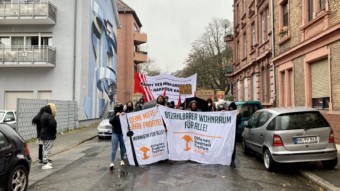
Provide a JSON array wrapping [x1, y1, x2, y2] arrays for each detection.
[[241, 107, 338, 171], [234, 101, 262, 137], [0, 123, 31, 191], [0, 110, 17, 130], [97, 110, 115, 139]]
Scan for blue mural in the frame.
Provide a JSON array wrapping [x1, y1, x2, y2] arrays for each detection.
[[85, 0, 118, 118]]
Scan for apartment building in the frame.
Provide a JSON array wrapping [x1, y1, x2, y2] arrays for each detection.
[[0, 0, 120, 120], [228, 0, 275, 108], [272, 0, 340, 143], [116, 0, 147, 104]]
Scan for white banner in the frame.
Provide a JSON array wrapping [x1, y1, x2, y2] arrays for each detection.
[[134, 73, 197, 103], [120, 107, 168, 166], [158, 105, 237, 165]]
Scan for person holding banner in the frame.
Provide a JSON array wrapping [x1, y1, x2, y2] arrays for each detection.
[[109, 103, 127, 170], [187, 100, 201, 111], [227, 102, 240, 168]]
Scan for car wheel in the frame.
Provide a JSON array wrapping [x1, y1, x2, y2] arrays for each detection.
[[322, 158, 338, 169], [241, 138, 250, 155], [263, 149, 276, 171], [7, 164, 28, 191]]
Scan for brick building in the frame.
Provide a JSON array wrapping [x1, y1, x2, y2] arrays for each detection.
[[272, 0, 340, 144], [228, 0, 275, 108], [116, 0, 147, 104]]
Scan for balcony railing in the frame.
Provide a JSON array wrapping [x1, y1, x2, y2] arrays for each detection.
[[0, 1, 57, 24], [134, 51, 147, 64], [0, 45, 56, 67]]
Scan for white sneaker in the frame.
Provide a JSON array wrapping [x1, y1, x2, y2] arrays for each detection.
[[42, 163, 53, 170], [120, 160, 125, 166], [109, 162, 114, 170]]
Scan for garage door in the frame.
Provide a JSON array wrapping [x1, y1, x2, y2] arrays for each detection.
[[5, 91, 33, 110]]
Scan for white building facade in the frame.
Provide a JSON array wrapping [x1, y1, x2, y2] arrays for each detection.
[[0, 0, 120, 120]]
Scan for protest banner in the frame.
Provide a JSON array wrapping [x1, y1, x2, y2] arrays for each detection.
[[158, 105, 237, 165], [120, 107, 168, 166], [134, 72, 197, 103]]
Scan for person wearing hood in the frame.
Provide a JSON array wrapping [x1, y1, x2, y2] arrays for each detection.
[[32, 106, 45, 164], [188, 100, 200, 111], [156, 95, 165, 106], [40, 103, 57, 170], [109, 103, 126, 170], [227, 102, 239, 169], [206, 98, 214, 111], [125, 101, 134, 113]]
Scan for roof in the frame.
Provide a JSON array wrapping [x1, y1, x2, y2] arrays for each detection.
[[262, 107, 319, 115], [116, 0, 142, 27]]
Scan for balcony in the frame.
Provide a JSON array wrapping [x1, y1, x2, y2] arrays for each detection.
[[134, 51, 147, 64], [0, 45, 56, 67], [0, 1, 57, 25], [134, 31, 147, 45]]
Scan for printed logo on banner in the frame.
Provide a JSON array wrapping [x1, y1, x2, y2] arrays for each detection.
[[140, 146, 150, 160], [182, 135, 193, 151]]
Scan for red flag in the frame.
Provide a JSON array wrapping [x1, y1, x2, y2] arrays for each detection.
[[134, 72, 154, 102], [194, 91, 196, 97], [163, 87, 166, 96], [210, 95, 213, 101], [177, 94, 181, 109]]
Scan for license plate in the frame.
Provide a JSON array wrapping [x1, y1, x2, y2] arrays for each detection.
[[294, 136, 319, 144]]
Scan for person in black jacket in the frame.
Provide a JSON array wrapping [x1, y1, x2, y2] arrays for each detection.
[[227, 102, 239, 168], [32, 106, 45, 164], [109, 103, 126, 170], [40, 103, 57, 170]]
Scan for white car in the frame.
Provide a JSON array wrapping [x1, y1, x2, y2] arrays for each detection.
[[0, 110, 17, 130], [97, 110, 115, 139]]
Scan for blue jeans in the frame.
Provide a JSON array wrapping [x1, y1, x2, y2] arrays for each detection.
[[111, 132, 126, 162]]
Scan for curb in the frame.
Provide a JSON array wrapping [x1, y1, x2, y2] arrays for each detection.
[[300, 170, 340, 191]]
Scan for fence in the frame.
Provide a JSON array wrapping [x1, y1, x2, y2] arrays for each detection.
[[16, 98, 78, 141]]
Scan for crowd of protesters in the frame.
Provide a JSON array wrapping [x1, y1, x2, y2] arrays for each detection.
[[108, 95, 238, 169]]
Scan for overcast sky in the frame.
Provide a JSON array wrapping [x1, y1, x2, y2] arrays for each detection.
[[121, 0, 234, 73]]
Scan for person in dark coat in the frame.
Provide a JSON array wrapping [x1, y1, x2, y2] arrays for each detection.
[[125, 101, 134, 112], [227, 102, 239, 168], [109, 103, 126, 170], [188, 100, 200, 111], [156, 95, 166, 106], [32, 106, 45, 164], [206, 98, 215, 111], [40, 103, 57, 170]]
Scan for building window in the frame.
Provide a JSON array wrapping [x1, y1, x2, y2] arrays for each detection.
[[252, 73, 257, 100], [308, 0, 314, 21], [236, 41, 240, 61], [251, 23, 256, 47], [319, 0, 325, 10], [244, 78, 248, 101], [243, 33, 247, 58], [266, 8, 271, 33], [261, 66, 270, 103], [311, 59, 329, 110], [260, 9, 267, 43], [283, 1, 289, 27], [238, 80, 241, 101]]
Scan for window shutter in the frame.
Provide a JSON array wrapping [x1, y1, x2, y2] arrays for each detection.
[[311, 59, 329, 98]]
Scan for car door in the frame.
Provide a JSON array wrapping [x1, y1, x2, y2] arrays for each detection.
[[0, 131, 12, 184], [251, 111, 273, 154], [244, 111, 261, 152]]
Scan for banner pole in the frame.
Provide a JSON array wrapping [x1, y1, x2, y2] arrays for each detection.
[[126, 115, 139, 166]]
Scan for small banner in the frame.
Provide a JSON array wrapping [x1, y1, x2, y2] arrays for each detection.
[[120, 107, 168, 166], [158, 105, 237, 165]]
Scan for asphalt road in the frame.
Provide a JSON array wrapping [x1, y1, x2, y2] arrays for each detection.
[[28, 138, 320, 191]]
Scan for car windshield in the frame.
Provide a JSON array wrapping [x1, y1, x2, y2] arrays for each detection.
[[276, 111, 330, 130], [237, 104, 261, 118], [104, 111, 115, 119]]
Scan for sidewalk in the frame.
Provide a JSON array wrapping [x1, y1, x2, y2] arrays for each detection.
[[27, 126, 340, 191]]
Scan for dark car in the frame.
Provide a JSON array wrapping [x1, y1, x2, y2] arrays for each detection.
[[235, 101, 262, 137], [0, 123, 31, 191]]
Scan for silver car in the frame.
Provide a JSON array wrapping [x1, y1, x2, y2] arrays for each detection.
[[241, 107, 338, 171], [97, 110, 115, 139]]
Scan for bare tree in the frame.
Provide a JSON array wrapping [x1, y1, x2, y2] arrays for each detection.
[[139, 59, 161, 76], [181, 18, 233, 94]]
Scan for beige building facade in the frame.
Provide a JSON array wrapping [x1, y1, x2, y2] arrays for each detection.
[[228, 0, 275, 108], [272, 0, 340, 143]]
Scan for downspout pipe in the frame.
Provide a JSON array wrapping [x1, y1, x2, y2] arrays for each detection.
[[271, 0, 276, 107], [72, 0, 78, 101]]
